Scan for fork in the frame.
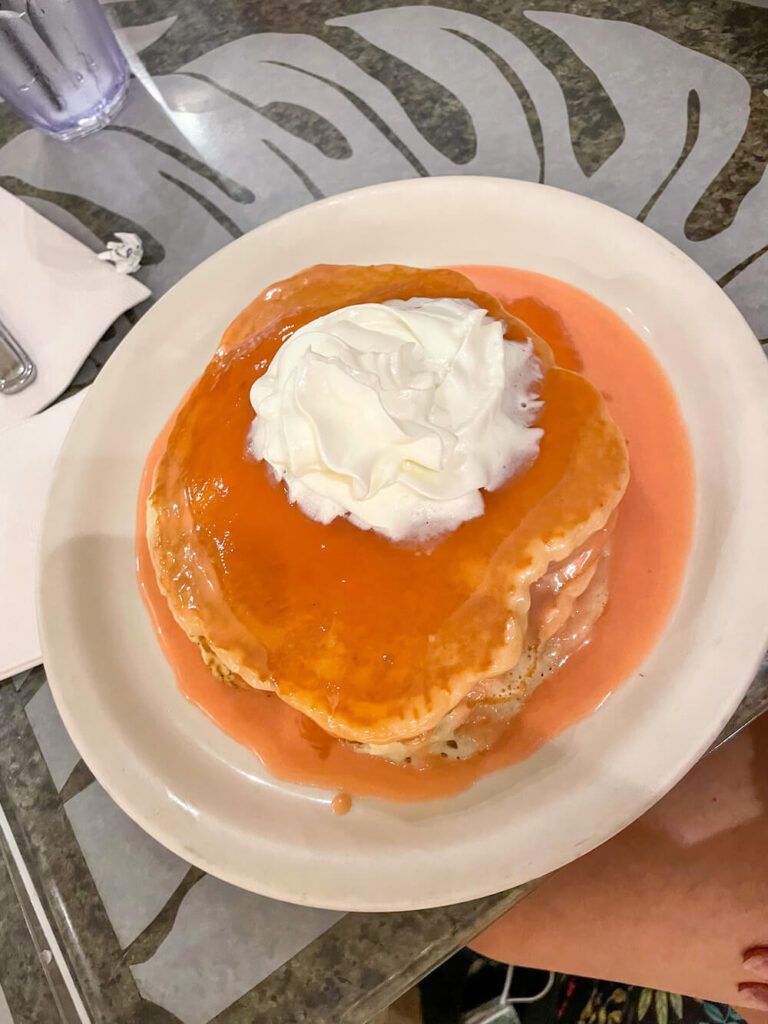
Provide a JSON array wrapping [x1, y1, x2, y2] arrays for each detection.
[[0, 315, 36, 394]]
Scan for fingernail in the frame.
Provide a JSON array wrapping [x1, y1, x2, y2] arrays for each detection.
[[737, 983, 768, 1011], [743, 949, 768, 981]]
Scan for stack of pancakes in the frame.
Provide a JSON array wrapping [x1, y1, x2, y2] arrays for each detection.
[[147, 265, 629, 765]]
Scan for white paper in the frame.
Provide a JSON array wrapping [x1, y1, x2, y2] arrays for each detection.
[[0, 391, 85, 678], [0, 187, 149, 428]]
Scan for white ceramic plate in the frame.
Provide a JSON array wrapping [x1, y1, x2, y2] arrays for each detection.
[[39, 178, 768, 911]]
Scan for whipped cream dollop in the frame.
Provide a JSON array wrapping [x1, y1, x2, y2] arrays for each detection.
[[248, 297, 543, 541]]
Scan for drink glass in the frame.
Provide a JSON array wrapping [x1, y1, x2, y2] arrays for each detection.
[[0, 0, 129, 141]]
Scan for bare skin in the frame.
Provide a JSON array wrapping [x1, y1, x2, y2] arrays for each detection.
[[472, 714, 768, 1020]]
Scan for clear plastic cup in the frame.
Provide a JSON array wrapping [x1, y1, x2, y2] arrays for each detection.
[[0, 0, 129, 141]]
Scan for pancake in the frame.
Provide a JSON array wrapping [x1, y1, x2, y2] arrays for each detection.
[[356, 523, 613, 763], [147, 264, 629, 751]]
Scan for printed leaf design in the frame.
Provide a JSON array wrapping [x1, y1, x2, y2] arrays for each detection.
[[655, 989, 669, 1024], [0, 3, 765, 339], [639, 988, 653, 1021], [703, 1003, 729, 1024], [670, 992, 684, 1020], [115, 16, 177, 56]]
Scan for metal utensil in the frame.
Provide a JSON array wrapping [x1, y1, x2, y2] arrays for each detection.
[[0, 316, 36, 394]]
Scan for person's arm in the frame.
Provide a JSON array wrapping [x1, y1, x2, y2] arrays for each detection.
[[471, 714, 768, 1017]]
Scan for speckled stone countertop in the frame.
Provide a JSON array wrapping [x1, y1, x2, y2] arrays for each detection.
[[0, 1, 767, 1021]]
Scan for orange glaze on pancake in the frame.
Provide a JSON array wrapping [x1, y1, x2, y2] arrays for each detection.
[[137, 267, 694, 803], [148, 265, 628, 745]]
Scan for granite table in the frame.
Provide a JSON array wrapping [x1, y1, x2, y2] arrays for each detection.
[[1, 1, 767, 1021]]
